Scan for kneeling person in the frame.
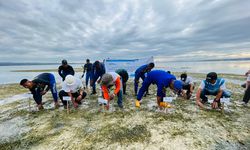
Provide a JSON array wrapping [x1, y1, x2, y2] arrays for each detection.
[[196, 72, 231, 109], [20, 73, 59, 110], [100, 72, 123, 109], [180, 73, 194, 99], [59, 75, 87, 108]]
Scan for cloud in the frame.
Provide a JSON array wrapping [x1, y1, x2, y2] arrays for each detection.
[[0, 0, 249, 62]]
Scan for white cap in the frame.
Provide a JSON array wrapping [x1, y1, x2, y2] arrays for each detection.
[[65, 75, 75, 86]]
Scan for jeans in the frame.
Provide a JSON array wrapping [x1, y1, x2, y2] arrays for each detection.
[[134, 75, 145, 95], [49, 74, 58, 102], [85, 72, 91, 87]]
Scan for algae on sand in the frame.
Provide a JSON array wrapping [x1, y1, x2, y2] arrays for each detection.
[[0, 72, 250, 149]]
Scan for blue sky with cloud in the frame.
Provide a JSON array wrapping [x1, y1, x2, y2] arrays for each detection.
[[0, 0, 250, 63]]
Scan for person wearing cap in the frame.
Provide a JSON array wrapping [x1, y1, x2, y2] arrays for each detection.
[[100, 72, 123, 109], [134, 63, 155, 96], [241, 70, 250, 106], [58, 59, 75, 81], [20, 73, 59, 110], [90, 61, 106, 95], [135, 70, 183, 108], [115, 69, 129, 95], [59, 75, 87, 108], [82, 59, 93, 88], [196, 72, 231, 109], [180, 73, 194, 99]]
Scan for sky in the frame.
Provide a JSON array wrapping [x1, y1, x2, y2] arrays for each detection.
[[0, 0, 250, 63]]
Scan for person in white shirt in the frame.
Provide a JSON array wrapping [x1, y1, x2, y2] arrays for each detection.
[[242, 70, 250, 105], [59, 75, 87, 108], [180, 73, 194, 99]]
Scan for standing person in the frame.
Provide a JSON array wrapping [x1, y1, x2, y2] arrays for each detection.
[[20, 73, 59, 110], [242, 70, 250, 106], [115, 69, 129, 95], [180, 73, 194, 99], [59, 75, 87, 109], [82, 59, 93, 88], [90, 61, 105, 95], [196, 72, 231, 109], [58, 59, 75, 81], [134, 62, 155, 96], [135, 70, 183, 108], [100, 72, 123, 109]]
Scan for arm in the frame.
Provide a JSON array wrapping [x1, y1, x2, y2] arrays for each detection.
[[58, 67, 63, 78], [101, 85, 110, 100], [212, 89, 223, 109], [67, 92, 78, 108], [71, 66, 75, 75], [196, 88, 204, 109]]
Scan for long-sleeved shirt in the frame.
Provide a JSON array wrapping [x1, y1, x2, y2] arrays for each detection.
[[58, 65, 75, 80], [137, 70, 176, 100], [135, 64, 148, 79], [101, 72, 121, 100], [91, 62, 105, 78]]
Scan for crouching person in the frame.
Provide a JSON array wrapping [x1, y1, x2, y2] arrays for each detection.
[[196, 72, 231, 109], [135, 70, 183, 108], [20, 73, 59, 110], [100, 72, 123, 109], [59, 75, 87, 109], [180, 73, 194, 99]]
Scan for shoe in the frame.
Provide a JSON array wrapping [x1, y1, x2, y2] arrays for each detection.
[[54, 102, 60, 109], [135, 100, 140, 107], [118, 105, 124, 109], [91, 91, 97, 95]]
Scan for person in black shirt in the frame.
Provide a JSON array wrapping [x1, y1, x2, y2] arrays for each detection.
[[58, 59, 75, 81], [115, 69, 129, 95], [82, 59, 92, 88], [90, 61, 105, 94], [20, 73, 59, 110]]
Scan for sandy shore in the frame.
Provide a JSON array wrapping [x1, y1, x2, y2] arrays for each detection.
[[0, 72, 249, 150]]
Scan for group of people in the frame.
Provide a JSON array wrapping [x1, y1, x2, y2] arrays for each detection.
[[19, 59, 250, 111]]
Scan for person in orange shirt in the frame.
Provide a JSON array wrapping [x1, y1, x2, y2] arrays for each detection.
[[100, 72, 123, 109]]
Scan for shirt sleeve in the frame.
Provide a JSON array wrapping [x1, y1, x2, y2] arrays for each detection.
[[220, 81, 226, 90], [157, 83, 164, 97], [199, 81, 205, 89], [101, 85, 110, 100], [114, 77, 121, 95], [187, 77, 194, 84], [62, 83, 70, 93]]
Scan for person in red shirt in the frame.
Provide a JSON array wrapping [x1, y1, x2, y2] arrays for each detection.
[[100, 72, 123, 109]]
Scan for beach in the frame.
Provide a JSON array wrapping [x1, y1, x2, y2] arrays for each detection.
[[0, 70, 249, 150]]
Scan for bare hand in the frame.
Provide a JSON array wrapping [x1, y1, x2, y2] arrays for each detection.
[[41, 91, 47, 95], [212, 101, 218, 109], [73, 102, 78, 108], [110, 94, 115, 100], [77, 95, 82, 101]]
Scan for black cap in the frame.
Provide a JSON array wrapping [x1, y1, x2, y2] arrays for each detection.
[[62, 59, 68, 65], [206, 72, 217, 82], [180, 73, 187, 81], [20, 79, 28, 85]]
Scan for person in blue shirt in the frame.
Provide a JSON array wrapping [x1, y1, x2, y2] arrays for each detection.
[[90, 60, 106, 95], [58, 59, 75, 81], [135, 70, 183, 108], [20, 73, 59, 110], [134, 63, 155, 96], [196, 72, 231, 109], [82, 59, 93, 88]]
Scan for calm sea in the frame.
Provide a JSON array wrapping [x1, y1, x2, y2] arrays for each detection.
[[0, 61, 249, 84]]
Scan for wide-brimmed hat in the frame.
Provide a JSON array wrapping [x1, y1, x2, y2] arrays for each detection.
[[65, 75, 75, 86]]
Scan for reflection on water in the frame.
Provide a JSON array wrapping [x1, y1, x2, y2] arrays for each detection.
[[158, 61, 250, 74], [0, 61, 249, 84]]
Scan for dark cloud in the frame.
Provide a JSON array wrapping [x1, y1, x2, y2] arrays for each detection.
[[0, 0, 249, 63]]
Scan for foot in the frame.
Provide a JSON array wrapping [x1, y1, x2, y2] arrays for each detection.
[[118, 104, 124, 109], [38, 104, 44, 110], [91, 91, 97, 95], [135, 100, 140, 107], [54, 102, 60, 109]]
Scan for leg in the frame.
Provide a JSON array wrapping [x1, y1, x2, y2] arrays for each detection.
[[137, 78, 151, 101], [123, 81, 127, 94], [134, 78, 139, 95], [243, 86, 250, 104], [86, 72, 90, 87], [117, 90, 123, 108], [59, 90, 69, 106], [49, 74, 58, 102], [200, 89, 209, 104]]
